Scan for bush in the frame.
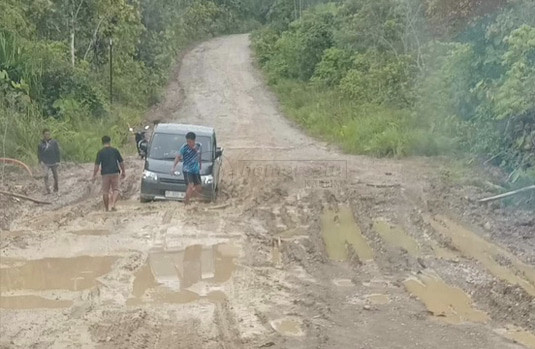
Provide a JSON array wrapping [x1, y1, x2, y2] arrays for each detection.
[[251, 27, 280, 66], [339, 52, 416, 107], [312, 47, 353, 86], [259, 5, 337, 81]]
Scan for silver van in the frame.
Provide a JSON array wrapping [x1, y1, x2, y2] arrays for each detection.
[[140, 123, 223, 202]]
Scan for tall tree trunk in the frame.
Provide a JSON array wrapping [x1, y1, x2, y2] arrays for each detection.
[[69, 0, 84, 67], [71, 30, 75, 67]]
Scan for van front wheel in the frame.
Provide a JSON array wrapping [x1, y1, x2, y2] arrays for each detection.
[[140, 196, 151, 203]]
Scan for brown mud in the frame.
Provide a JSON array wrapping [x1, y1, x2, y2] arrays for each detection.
[[1, 34, 534, 348]]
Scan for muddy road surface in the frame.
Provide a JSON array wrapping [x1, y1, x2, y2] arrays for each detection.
[[1, 34, 534, 349]]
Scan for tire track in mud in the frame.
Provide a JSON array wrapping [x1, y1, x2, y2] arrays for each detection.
[[359, 184, 535, 344], [1, 34, 534, 349], [235, 180, 519, 348], [243, 171, 534, 347]]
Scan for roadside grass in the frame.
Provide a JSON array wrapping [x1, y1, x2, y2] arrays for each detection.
[[1, 104, 141, 165], [271, 79, 534, 205], [272, 79, 455, 158]]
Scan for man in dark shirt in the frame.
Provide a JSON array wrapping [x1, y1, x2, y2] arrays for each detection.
[[92, 136, 125, 211], [37, 129, 60, 194]]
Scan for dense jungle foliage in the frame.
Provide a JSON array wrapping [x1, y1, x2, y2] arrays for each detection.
[[252, 0, 535, 185], [2, 0, 534, 186], [0, 0, 266, 163]]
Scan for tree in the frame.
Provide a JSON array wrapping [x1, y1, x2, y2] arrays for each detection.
[[423, 0, 508, 38], [270, 4, 336, 80]]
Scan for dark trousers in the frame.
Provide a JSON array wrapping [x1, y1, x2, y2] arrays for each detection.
[[43, 164, 59, 192]]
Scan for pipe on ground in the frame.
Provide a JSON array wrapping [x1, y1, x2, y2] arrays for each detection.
[[0, 158, 33, 177]]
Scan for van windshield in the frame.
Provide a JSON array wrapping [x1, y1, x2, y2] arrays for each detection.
[[148, 133, 212, 161]]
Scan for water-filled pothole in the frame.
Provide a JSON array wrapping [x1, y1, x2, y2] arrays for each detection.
[[0, 295, 73, 309], [271, 318, 304, 337], [373, 220, 419, 256], [366, 294, 390, 305], [425, 215, 535, 297], [0, 255, 117, 309], [333, 278, 354, 287], [495, 326, 535, 349], [127, 243, 238, 305], [321, 206, 373, 262], [0, 255, 117, 292], [404, 270, 489, 324]]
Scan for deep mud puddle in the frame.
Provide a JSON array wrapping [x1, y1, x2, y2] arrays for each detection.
[[404, 270, 489, 324], [321, 206, 373, 262], [0, 255, 117, 292], [127, 243, 238, 305], [425, 215, 535, 296], [333, 278, 354, 287], [0, 255, 117, 309], [0, 295, 73, 309], [271, 318, 305, 337], [495, 326, 535, 349], [366, 293, 390, 305], [373, 220, 420, 256]]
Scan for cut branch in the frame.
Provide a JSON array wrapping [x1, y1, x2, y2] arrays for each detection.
[[0, 190, 52, 204], [478, 185, 535, 203], [365, 183, 401, 188]]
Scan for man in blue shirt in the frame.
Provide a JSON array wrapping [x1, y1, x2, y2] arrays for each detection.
[[172, 132, 202, 205]]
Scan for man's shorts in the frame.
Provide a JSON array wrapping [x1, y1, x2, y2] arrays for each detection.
[[184, 172, 201, 186], [102, 174, 120, 193]]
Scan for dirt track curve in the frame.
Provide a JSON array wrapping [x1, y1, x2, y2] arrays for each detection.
[[1, 34, 534, 349]]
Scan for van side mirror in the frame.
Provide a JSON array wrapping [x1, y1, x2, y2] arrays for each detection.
[[215, 147, 223, 158]]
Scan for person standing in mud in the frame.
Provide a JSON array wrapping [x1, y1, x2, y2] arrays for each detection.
[[171, 132, 202, 205], [37, 129, 61, 194], [92, 136, 126, 211]]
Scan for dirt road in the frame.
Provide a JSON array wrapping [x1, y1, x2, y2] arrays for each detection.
[[1, 34, 534, 349]]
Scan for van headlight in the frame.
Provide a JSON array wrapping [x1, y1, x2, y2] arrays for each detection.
[[201, 175, 213, 185], [143, 170, 158, 182]]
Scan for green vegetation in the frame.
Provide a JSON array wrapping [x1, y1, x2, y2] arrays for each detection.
[[252, 0, 535, 185], [2, 0, 533, 185], [1, 0, 265, 163]]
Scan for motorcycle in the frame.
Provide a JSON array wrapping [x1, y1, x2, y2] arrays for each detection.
[[129, 125, 150, 159]]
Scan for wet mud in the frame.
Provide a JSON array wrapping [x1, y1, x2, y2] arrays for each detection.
[[1, 34, 533, 349]]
